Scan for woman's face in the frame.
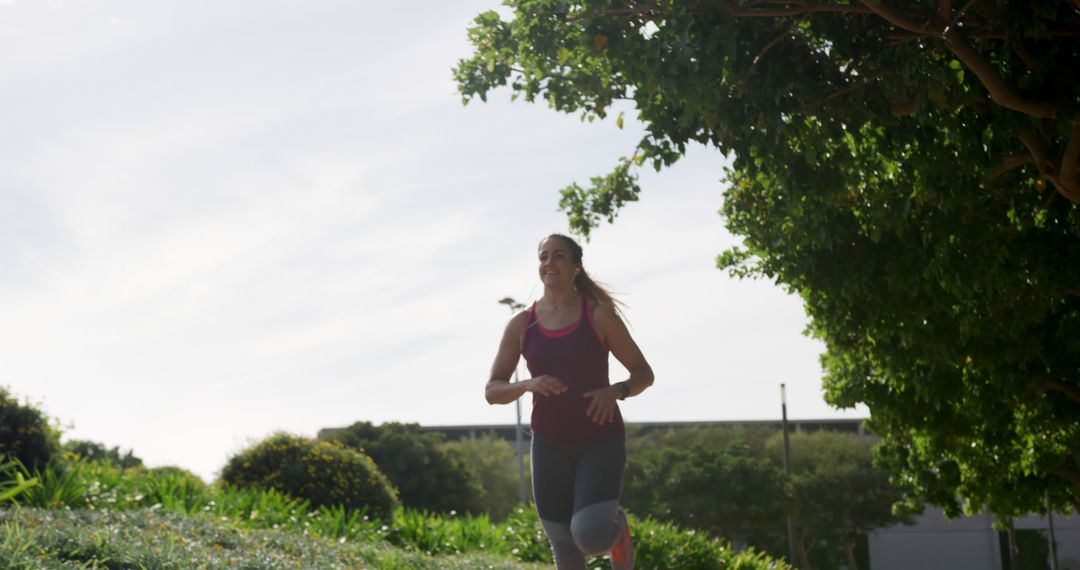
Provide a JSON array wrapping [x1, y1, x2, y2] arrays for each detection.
[[538, 237, 579, 288]]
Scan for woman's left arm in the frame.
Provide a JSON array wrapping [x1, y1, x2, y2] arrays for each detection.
[[583, 304, 654, 424]]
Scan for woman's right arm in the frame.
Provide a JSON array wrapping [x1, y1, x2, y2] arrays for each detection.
[[486, 312, 566, 404]]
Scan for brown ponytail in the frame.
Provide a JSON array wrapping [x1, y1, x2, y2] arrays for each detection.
[[542, 234, 626, 319]]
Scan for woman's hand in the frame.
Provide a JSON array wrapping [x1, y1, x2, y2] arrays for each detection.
[[583, 385, 620, 424], [527, 375, 568, 397]]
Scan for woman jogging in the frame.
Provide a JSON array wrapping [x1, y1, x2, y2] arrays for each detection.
[[486, 233, 654, 570]]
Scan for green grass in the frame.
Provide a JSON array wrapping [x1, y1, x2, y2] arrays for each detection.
[[1, 459, 788, 569], [0, 508, 550, 570]]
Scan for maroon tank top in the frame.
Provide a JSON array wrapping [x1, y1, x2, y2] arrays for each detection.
[[523, 295, 625, 447]]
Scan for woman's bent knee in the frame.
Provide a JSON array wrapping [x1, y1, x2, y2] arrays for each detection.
[[570, 500, 620, 555]]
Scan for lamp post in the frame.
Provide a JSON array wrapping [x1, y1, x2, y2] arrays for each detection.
[[499, 297, 528, 505], [781, 383, 798, 569]]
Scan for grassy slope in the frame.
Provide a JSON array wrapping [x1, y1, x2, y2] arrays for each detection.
[[0, 508, 550, 570]]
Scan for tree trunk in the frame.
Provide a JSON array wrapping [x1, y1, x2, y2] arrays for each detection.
[[797, 532, 814, 570], [1007, 520, 1020, 570], [844, 536, 859, 570]]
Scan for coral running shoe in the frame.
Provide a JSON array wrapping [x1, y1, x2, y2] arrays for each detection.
[[611, 509, 634, 569]]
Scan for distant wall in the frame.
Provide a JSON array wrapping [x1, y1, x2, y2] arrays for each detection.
[[869, 506, 1080, 570], [412, 418, 869, 452]]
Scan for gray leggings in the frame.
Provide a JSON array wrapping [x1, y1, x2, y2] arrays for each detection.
[[532, 434, 627, 569]]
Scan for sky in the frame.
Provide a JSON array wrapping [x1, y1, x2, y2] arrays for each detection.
[[1, 0, 866, 481]]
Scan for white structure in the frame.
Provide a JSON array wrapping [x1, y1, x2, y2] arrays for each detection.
[[870, 506, 1080, 570]]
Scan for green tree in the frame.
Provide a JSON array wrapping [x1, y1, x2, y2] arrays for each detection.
[[766, 430, 909, 570], [455, 1, 1080, 517], [0, 387, 59, 471], [624, 426, 788, 547], [625, 441, 789, 544], [326, 421, 484, 515], [62, 439, 143, 469], [442, 433, 529, 521], [624, 425, 906, 568]]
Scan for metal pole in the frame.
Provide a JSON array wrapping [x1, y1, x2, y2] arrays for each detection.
[[1047, 490, 1059, 570], [500, 297, 528, 505], [782, 383, 798, 569], [513, 367, 527, 504]]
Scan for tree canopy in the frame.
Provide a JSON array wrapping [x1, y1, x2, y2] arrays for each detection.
[[624, 438, 789, 541], [442, 433, 530, 521], [766, 431, 907, 570], [455, 1, 1080, 516], [624, 426, 905, 567]]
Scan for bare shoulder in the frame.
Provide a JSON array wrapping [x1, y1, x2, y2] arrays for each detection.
[[590, 302, 622, 327], [507, 309, 530, 331], [503, 309, 530, 341]]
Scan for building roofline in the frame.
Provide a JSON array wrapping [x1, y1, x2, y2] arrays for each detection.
[[416, 418, 867, 431]]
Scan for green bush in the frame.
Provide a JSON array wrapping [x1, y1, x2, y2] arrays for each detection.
[[62, 439, 143, 469], [632, 516, 786, 570], [137, 465, 210, 512], [327, 421, 484, 515], [500, 506, 557, 563], [498, 505, 787, 569], [221, 432, 397, 520], [144, 465, 204, 485], [0, 387, 59, 471], [442, 434, 529, 521], [623, 441, 789, 542], [15, 460, 88, 509]]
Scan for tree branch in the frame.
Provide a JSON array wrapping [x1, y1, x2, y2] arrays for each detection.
[[886, 28, 1080, 41], [566, 5, 668, 22], [728, 4, 876, 17], [1041, 380, 1080, 405], [987, 155, 1035, 180], [858, 0, 934, 34], [1045, 468, 1080, 511], [1067, 289, 1080, 298], [802, 77, 880, 114], [890, 96, 920, 117], [938, 0, 951, 26], [1059, 120, 1080, 191], [859, 0, 1058, 119], [1020, 128, 1080, 203], [1019, 128, 1059, 176], [1047, 466, 1080, 500], [752, 20, 801, 70], [1012, 43, 1038, 69], [942, 29, 1059, 119]]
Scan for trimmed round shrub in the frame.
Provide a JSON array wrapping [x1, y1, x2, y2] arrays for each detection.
[[0, 387, 59, 470], [326, 421, 484, 515], [220, 432, 397, 519]]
